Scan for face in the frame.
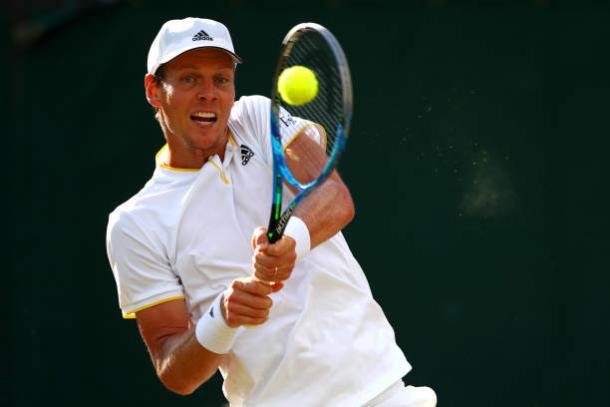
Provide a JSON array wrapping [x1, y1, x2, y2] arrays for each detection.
[[145, 48, 236, 167]]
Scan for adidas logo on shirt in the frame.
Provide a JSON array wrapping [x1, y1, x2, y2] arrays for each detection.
[[241, 145, 254, 165], [192, 30, 213, 41]]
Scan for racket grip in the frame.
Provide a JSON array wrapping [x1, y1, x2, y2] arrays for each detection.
[[267, 206, 295, 244], [267, 231, 281, 244]]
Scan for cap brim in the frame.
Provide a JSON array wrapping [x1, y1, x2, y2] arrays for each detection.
[[202, 46, 242, 64], [151, 45, 242, 74]]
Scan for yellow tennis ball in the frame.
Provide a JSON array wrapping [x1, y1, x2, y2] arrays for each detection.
[[277, 66, 318, 106]]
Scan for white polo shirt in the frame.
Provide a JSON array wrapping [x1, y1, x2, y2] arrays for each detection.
[[106, 95, 410, 406]]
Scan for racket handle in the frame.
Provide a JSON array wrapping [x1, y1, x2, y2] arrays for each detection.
[[267, 206, 295, 244], [267, 230, 281, 244]]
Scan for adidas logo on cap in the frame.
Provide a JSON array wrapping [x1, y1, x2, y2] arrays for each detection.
[[192, 30, 213, 41]]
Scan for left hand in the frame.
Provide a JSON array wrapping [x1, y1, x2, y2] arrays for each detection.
[[251, 227, 297, 286]]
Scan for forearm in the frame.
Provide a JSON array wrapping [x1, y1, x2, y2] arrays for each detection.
[[138, 282, 273, 396], [152, 326, 223, 395], [137, 299, 227, 396], [285, 127, 355, 249], [293, 172, 354, 249]]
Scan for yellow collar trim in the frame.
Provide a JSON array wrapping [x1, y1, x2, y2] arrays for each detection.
[[155, 131, 236, 172], [155, 144, 200, 172]]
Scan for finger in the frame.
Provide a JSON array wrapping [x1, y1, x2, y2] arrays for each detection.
[[253, 265, 273, 282], [252, 250, 292, 281], [223, 284, 273, 323], [254, 245, 296, 269], [224, 312, 269, 327], [252, 252, 278, 271], [225, 302, 271, 319], [265, 235, 296, 257], [233, 278, 274, 297], [254, 263, 292, 283], [248, 279, 284, 293], [251, 227, 269, 251], [232, 291, 273, 310]]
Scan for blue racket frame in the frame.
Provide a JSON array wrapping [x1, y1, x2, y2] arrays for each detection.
[[266, 22, 352, 244]]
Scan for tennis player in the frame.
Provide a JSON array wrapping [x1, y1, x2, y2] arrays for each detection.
[[106, 17, 436, 406]]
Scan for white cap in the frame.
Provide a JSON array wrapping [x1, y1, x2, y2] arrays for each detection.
[[147, 17, 242, 75]]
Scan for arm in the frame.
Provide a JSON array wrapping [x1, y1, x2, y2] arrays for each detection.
[[285, 127, 355, 248], [252, 127, 354, 283], [135, 278, 278, 395], [136, 299, 219, 395]]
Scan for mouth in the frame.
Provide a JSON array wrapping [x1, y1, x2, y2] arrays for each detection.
[[190, 111, 218, 126]]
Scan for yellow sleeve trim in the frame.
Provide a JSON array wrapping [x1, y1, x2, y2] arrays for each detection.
[[122, 295, 186, 319], [284, 123, 327, 152]]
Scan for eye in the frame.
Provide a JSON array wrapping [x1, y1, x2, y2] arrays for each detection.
[[215, 76, 230, 85], [181, 75, 196, 84]]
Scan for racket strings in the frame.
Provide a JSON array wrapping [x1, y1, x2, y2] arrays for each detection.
[[275, 31, 346, 183], [279, 31, 344, 157]]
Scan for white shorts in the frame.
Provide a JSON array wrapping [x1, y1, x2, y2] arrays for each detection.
[[364, 380, 437, 407]]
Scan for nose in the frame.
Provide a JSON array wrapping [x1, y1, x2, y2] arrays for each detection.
[[196, 78, 217, 101]]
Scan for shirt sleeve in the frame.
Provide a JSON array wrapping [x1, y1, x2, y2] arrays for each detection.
[[106, 210, 184, 319], [229, 95, 320, 164]]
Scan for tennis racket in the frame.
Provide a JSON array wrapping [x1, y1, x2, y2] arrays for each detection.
[[266, 22, 353, 244]]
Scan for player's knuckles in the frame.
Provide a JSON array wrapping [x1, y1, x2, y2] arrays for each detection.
[[254, 281, 274, 296], [266, 245, 282, 257], [242, 279, 273, 296], [279, 236, 296, 252], [225, 291, 245, 310], [253, 269, 272, 282], [254, 253, 274, 268], [269, 240, 295, 258], [224, 306, 244, 327], [285, 250, 297, 265], [253, 264, 275, 275], [227, 281, 260, 300], [285, 236, 297, 250], [250, 307, 270, 318], [226, 302, 258, 319], [266, 240, 288, 256], [228, 303, 270, 323], [256, 296, 273, 310], [230, 278, 249, 291], [251, 261, 267, 274], [225, 314, 241, 327]]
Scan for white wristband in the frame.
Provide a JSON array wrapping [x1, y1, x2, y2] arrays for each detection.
[[284, 216, 311, 259], [195, 293, 238, 354]]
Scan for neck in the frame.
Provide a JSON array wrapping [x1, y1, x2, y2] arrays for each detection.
[[163, 129, 229, 169]]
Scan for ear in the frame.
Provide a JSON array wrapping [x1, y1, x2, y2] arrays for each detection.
[[144, 74, 162, 108]]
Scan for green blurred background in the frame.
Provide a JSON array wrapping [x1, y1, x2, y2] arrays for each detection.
[[7, 0, 610, 406]]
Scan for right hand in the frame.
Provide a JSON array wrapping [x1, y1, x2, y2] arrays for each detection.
[[221, 277, 281, 328], [251, 226, 297, 285]]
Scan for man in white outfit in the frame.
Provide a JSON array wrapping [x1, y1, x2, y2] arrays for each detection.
[[106, 17, 437, 407]]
